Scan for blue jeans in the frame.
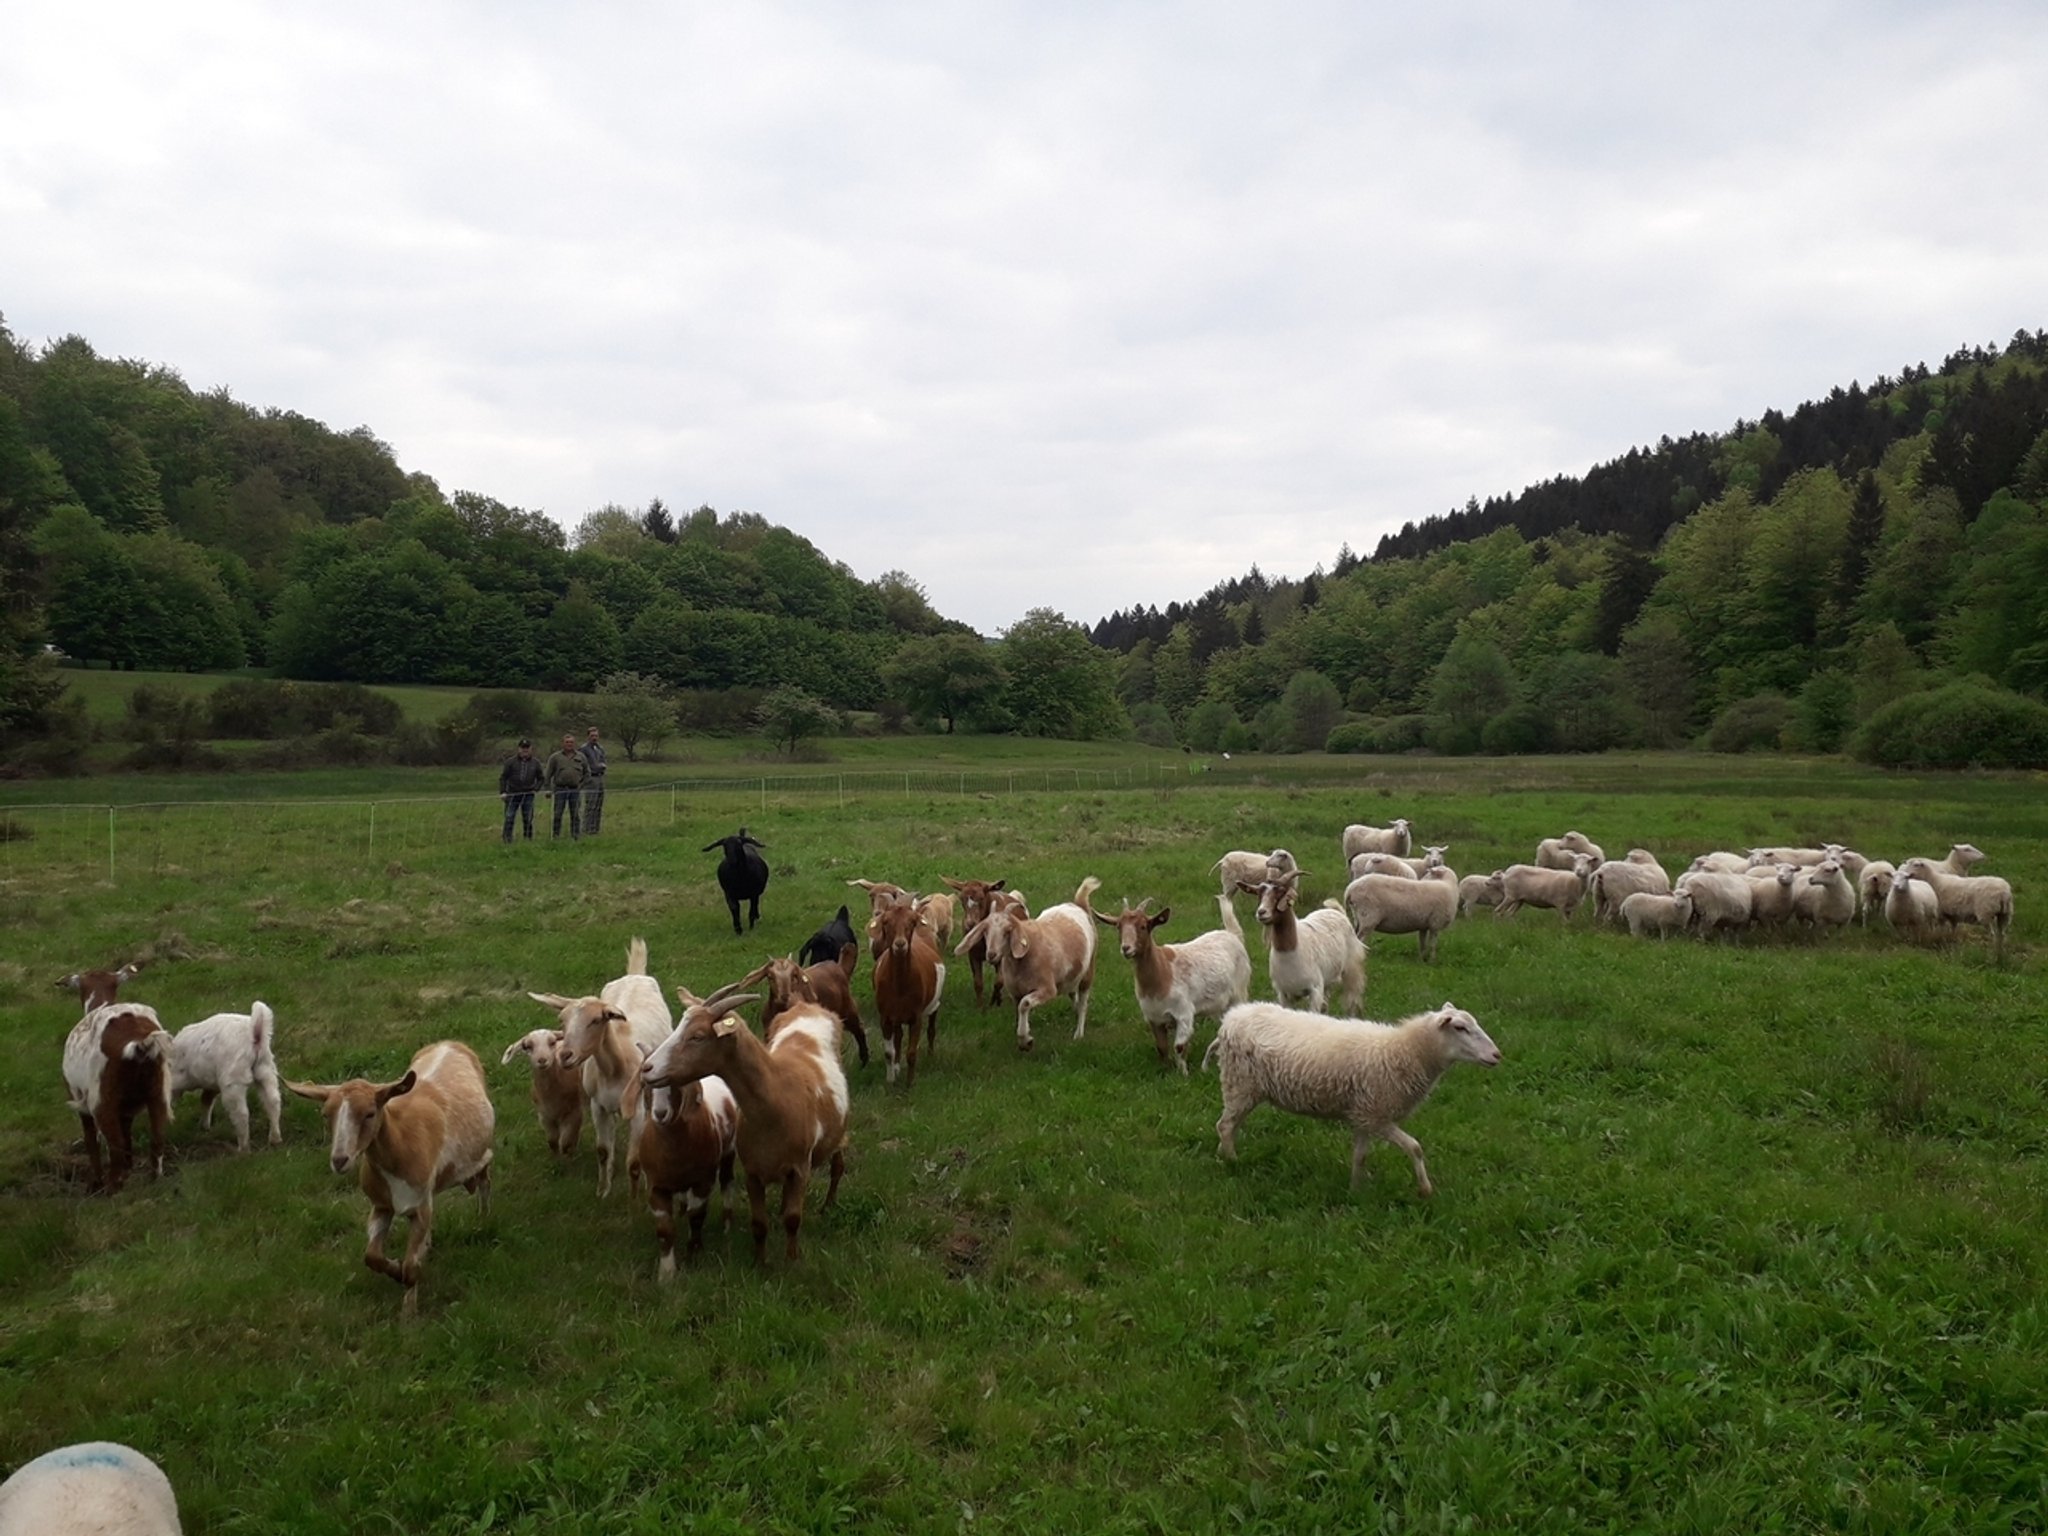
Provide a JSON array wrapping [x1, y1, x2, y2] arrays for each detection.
[[501, 792, 534, 842], [551, 788, 582, 840]]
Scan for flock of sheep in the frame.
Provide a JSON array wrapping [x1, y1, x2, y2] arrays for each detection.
[[31, 810, 2021, 1532]]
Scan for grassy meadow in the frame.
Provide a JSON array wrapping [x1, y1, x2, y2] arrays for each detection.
[[2, 753, 2045, 1532]]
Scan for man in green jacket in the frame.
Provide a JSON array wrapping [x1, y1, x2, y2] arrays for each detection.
[[544, 732, 589, 840]]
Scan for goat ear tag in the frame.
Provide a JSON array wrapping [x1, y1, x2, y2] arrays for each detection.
[[713, 1016, 739, 1038]]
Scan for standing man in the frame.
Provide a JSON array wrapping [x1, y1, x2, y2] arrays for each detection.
[[581, 725, 608, 836], [544, 732, 589, 840], [498, 738, 541, 843]]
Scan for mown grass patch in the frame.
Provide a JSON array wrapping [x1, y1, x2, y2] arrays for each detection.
[[1, 759, 2043, 1531]]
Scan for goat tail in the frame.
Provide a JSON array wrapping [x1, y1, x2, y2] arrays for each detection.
[[627, 937, 650, 976], [1215, 893, 1245, 945], [250, 1000, 276, 1063], [125, 1029, 175, 1122], [1073, 874, 1102, 909]]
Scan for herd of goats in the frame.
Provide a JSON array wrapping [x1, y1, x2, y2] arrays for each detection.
[[52, 817, 2016, 1304], [23, 812, 2023, 1529]]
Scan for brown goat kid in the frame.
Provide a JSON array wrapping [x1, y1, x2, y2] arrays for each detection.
[[288, 1040, 495, 1316], [644, 986, 849, 1265], [956, 876, 1101, 1052], [629, 1062, 741, 1280], [743, 949, 870, 1066], [500, 1028, 584, 1155], [63, 1002, 174, 1193], [940, 877, 1009, 1006], [872, 896, 946, 1086]]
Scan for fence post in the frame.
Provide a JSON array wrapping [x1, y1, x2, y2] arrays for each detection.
[[369, 803, 377, 863], [671, 785, 677, 825], [107, 807, 115, 882]]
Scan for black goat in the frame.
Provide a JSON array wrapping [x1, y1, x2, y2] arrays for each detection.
[[800, 904, 861, 978], [704, 827, 769, 934]]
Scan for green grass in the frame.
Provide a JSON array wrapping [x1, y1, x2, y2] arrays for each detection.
[[2, 756, 2044, 1532]]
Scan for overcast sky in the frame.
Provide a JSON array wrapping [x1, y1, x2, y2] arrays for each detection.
[[5, 3, 2044, 633]]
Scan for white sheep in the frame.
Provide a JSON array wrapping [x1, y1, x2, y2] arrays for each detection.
[[1896, 857, 2015, 957], [1494, 856, 1595, 920], [1212, 849, 1298, 899], [1687, 851, 1752, 876], [0, 1442, 182, 1535], [1744, 862, 1801, 927], [1237, 874, 1367, 1015], [1457, 872, 1504, 917], [1747, 845, 1830, 869], [1920, 842, 1987, 875], [1883, 867, 1941, 942], [1673, 870, 1753, 938], [1858, 860, 1897, 924], [1791, 858, 1856, 931], [1342, 865, 1460, 962], [1535, 831, 1604, 870], [1588, 857, 1671, 923], [1204, 1000, 1501, 1195], [1348, 850, 1419, 881], [1621, 889, 1695, 939], [167, 1001, 283, 1152], [1341, 819, 1412, 861]]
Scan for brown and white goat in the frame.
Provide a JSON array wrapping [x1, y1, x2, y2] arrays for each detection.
[[872, 895, 947, 1086], [63, 1002, 174, 1193], [956, 875, 1101, 1052], [940, 876, 1009, 1006], [629, 1047, 740, 1280], [645, 985, 849, 1265], [742, 948, 871, 1066], [848, 879, 956, 958], [1235, 873, 1366, 1015], [288, 1040, 495, 1316], [1093, 894, 1252, 1074], [56, 960, 144, 1014], [501, 1028, 585, 1155]]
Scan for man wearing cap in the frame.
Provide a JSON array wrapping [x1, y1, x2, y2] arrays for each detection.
[[580, 725, 608, 835], [544, 732, 590, 840], [498, 738, 542, 843]]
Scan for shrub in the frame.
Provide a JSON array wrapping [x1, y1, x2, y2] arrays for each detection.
[[1218, 719, 1255, 753], [1481, 703, 1556, 756], [1325, 721, 1378, 755], [209, 679, 402, 738], [392, 712, 491, 767], [676, 687, 767, 736], [1790, 669, 1855, 753], [1706, 694, 1794, 754], [123, 684, 201, 742], [1371, 715, 1431, 754], [1184, 699, 1239, 752], [462, 690, 545, 739], [1852, 679, 2048, 769], [1129, 702, 1178, 749]]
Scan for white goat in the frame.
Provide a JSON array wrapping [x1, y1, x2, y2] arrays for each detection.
[[167, 1001, 283, 1152], [1237, 873, 1366, 1015], [0, 1442, 182, 1535], [1094, 894, 1252, 1073], [1204, 1000, 1501, 1195]]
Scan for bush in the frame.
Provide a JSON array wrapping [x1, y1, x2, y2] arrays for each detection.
[[1370, 714, 1431, 754], [1481, 703, 1556, 756], [462, 690, 545, 739], [1790, 669, 1855, 753], [676, 687, 767, 736], [1852, 679, 2048, 769], [1426, 717, 1485, 756], [1184, 699, 1239, 752], [1706, 694, 1794, 754], [209, 679, 402, 738], [1218, 719, 1255, 753], [1325, 721, 1378, 754], [123, 684, 201, 742], [1129, 702, 1178, 749], [392, 711, 491, 767]]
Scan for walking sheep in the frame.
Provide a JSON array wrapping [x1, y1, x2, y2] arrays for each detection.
[[1204, 1000, 1501, 1196]]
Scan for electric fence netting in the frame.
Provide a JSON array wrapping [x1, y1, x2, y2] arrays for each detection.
[[0, 762, 1229, 886]]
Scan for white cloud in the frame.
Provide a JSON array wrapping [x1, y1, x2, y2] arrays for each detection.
[[4, 1, 2045, 633]]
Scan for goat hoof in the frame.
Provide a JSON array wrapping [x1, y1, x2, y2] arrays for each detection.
[[1017, 1038, 1034, 1053]]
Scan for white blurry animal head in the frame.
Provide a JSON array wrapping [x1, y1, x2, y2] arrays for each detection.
[[501, 1028, 567, 1069], [1432, 1003, 1502, 1067], [529, 994, 625, 1070]]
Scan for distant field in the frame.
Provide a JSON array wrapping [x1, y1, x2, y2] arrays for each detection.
[[2, 754, 2043, 1531], [57, 667, 508, 729]]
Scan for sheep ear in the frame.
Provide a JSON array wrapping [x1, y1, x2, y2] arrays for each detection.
[[376, 1070, 419, 1107], [285, 1080, 332, 1104]]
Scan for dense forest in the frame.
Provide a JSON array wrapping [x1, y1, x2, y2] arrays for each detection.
[[1090, 331, 2048, 765], [0, 316, 1123, 758], [4, 314, 2048, 770]]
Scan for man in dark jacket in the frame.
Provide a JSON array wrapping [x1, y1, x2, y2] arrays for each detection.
[[544, 732, 589, 840], [498, 739, 542, 842], [581, 725, 608, 835]]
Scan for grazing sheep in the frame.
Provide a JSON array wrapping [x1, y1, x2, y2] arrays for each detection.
[[1348, 850, 1419, 881], [1622, 890, 1695, 939], [1341, 820, 1412, 861], [1883, 867, 1942, 942], [501, 1028, 584, 1155], [1535, 831, 1604, 871], [1236, 873, 1366, 1015], [1792, 858, 1857, 931], [0, 1441, 182, 1535], [1687, 852, 1752, 876], [1212, 849, 1299, 899], [1747, 846, 1830, 869], [1457, 872, 1504, 917], [1588, 857, 1672, 923], [1494, 857, 1595, 921], [1673, 871, 1754, 939], [1204, 1000, 1501, 1195], [704, 827, 770, 934], [1897, 857, 2015, 957], [1342, 865, 1460, 962], [167, 1001, 283, 1152]]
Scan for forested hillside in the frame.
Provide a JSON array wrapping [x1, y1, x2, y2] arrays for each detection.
[[0, 318, 1124, 757], [1092, 330, 2048, 765]]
